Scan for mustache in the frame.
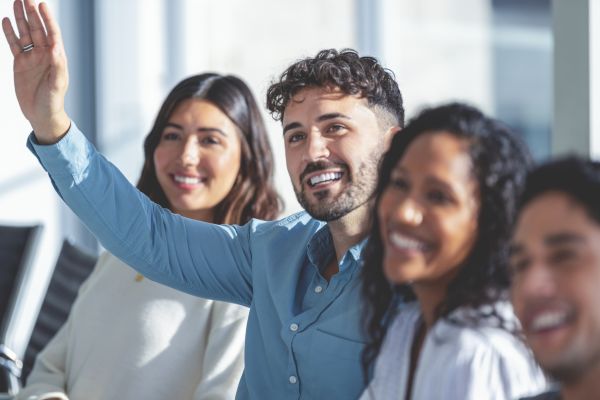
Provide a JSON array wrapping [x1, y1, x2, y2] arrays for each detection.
[[300, 161, 348, 183]]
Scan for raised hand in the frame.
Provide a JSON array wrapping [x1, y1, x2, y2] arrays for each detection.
[[2, 0, 70, 144]]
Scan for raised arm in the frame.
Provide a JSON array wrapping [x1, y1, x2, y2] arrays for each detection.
[[3, 0, 255, 306], [2, 0, 70, 143]]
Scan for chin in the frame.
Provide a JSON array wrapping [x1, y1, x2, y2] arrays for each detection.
[[383, 263, 416, 285]]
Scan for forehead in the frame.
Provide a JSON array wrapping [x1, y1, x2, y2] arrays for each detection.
[[169, 99, 225, 120], [514, 191, 599, 245], [396, 131, 473, 181], [282, 86, 371, 124]]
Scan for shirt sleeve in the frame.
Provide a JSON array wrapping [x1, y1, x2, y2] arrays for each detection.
[[193, 301, 249, 400], [15, 324, 69, 400], [27, 123, 254, 306]]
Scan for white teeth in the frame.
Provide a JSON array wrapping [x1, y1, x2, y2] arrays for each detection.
[[174, 175, 202, 185], [309, 172, 342, 186], [530, 311, 568, 332], [389, 232, 425, 251]]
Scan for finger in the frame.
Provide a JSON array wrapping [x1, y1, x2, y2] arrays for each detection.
[[13, 0, 33, 46], [2, 17, 21, 56], [24, 0, 48, 47], [39, 2, 61, 47]]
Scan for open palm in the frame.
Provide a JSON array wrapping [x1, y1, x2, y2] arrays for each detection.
[[2, 0, 70, 143]]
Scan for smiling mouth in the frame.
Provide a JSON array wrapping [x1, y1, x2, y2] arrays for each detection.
[[388, 231, 429, 253], [528, 309, 573, 334], [306, 171, 343, 188], [172, 174, 206, 186]]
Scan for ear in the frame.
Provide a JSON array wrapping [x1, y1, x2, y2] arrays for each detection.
[[383, 126, 401, 150]]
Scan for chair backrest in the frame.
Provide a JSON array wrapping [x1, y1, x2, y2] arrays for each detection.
[[0, 224, 43, 395], [21, 240, 98, 383], [0, 225, 43, 329]]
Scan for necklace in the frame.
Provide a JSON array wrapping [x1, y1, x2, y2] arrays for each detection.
[[135, 273, 144, 282]]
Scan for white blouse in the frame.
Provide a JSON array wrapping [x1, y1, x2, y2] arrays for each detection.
[[361, 302, 548, 400]]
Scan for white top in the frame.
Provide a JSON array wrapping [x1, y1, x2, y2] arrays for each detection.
[[361, 302, 548, 400], [17, 252, 248, 400]]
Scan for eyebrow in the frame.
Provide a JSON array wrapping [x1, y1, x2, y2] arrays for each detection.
[[282, 112, 352, 135], [164, 122, 227, 137], [545, 232, 585, 246], [509, 232, 585, 257], [392, 167, 459, 196]]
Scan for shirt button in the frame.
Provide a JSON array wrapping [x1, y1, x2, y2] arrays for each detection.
[[289, 375, 298, 384], [314, 285, 323, 293], [290, 323, 299, 332]]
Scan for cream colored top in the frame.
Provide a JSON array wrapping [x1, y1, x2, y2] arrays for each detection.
[[17, 252, 248, 400]]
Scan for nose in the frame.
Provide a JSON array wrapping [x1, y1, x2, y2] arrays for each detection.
[[303, 131, 330, 162], [511, 263, 559, 315], [180, 136, 200, 165], [394, 198, 423, 226], [517, 263, 557, 299]]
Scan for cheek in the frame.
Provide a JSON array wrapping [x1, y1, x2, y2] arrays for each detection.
[[153, 148, 171, 173], [509, 282, 525, 319], [437, 211, 478, 261], [377, 191, 395, 228], [284, 150, 302, 185], [211, 148, 242, 184]]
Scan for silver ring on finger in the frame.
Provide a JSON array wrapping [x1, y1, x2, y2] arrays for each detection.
[[21, 43, 34, 52]]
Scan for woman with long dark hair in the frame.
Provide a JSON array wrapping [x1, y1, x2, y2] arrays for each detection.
[[18, 74, 281, 400], [360, 103, 547, 399]]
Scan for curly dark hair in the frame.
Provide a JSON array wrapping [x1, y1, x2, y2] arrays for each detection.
[[517, 156, 600, 224], [361, 102, 532, 380], [137, 73, 282, 224], [266, 49, 404, 128]]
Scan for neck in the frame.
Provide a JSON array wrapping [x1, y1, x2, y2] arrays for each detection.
[[327, 203, 371, 263], [412, 283, 448, 329], [562, 364, 600, 400], [177, 208, 214, 223]]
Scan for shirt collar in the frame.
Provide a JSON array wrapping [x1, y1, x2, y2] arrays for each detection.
[[307, 225, 369, 271]]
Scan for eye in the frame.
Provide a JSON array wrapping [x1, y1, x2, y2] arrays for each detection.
[[287, 132, 305, 144], [326, 124, 346, 134], [201, 136, 220, 145], [161, 131, 181, 141], [389, 176, 409, 191], [426, 189, 451, 205], [509, 257, 530, 276], [549, 248, 577, 266]]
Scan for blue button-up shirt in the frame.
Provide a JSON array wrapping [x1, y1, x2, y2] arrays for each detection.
[[28, 124, 369, 399]]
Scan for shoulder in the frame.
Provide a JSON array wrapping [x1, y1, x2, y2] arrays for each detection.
[[434, 305, 532, 369], [249, 211, 324, 238], [519, 390, 561, 400], [429, 305, 548, 397]]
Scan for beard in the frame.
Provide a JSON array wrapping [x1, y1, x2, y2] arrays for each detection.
[[542, 342, 600, 384], [294, 148, 382, 222]]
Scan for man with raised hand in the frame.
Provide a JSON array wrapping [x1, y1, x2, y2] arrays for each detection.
[[510, 157, 600, 400], [3, 1, 403, 398]]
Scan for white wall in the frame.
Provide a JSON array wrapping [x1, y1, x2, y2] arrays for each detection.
[[379, 0, 494, 118]]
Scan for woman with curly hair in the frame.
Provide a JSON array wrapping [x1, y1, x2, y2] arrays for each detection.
[[360, 103, 548, 399]]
